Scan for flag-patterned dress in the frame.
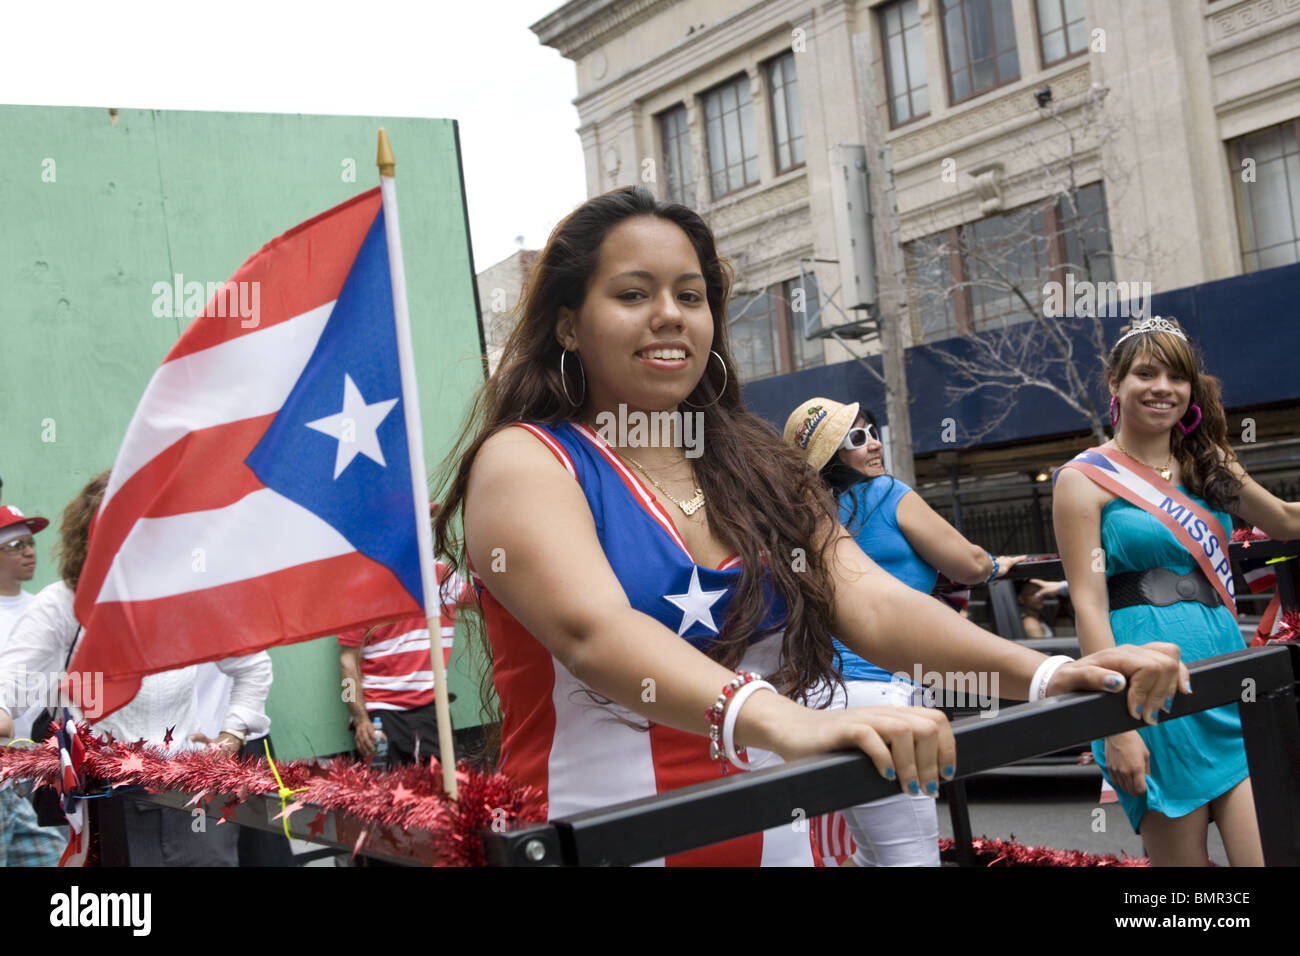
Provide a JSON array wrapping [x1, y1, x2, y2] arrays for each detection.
[[474, 421, 814, 866]]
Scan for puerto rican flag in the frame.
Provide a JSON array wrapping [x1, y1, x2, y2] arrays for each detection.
[[56, 710, 88, 867], [71, 188, 426, 720]]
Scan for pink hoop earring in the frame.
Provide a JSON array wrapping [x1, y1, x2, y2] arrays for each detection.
[[1109, 396, 1119, 427], [1177, 403, 1202, 435]]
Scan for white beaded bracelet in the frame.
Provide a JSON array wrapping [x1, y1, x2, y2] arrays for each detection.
[[721, 679, 777, 771], [1028, 655, 1073, 702]]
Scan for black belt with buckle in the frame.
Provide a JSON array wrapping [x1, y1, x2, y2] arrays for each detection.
[[1108, 567, 1222, 611]]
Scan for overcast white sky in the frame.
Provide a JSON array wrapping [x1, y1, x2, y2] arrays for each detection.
[[1, 0, 587, 272]]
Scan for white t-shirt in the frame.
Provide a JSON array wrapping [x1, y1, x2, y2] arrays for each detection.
[[0, 581, 272, 747], [0, 590, 42, 741]]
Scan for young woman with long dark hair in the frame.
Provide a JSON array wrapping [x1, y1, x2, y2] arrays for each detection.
[[433, 186, 1187, 866], [1054, 316, 1300, 866]]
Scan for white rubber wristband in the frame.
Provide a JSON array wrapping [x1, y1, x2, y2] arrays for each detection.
[[1028, 655, 1073, 702], [722, 679, 777, 771]]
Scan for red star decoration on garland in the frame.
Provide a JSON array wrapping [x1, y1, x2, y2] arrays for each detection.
[[163, 726, 175, 749], [114, 753, 146, 788], [307, 811, 328, 841], [273, 799, 305, 824], [391, 783, 416, 804], [217, 798, 239, 825]]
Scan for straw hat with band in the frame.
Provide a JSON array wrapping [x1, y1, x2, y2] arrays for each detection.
[[783, 397, 861, 472]]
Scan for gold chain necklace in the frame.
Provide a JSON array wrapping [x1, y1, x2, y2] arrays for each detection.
[[623, 455, 706, 516], [1113, 437, 1173, 482]]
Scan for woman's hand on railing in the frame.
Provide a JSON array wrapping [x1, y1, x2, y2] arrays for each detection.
[[758, 699, 956, 799], [1104, 730, 1150, 796], [1046, 641, 1188, 725], [994, 555, 1027, 578]]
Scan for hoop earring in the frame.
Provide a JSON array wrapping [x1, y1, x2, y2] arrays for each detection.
[[1177, 403, 1202, 435], [559, 349, 586, 407], [683, 350, 728, 409], [1109, 396, 1119, 427]]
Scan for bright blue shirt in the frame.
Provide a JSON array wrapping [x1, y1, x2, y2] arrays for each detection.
[[833, 477, 938, 683]]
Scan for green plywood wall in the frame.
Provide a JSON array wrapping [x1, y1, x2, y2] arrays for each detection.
[[0, 106, 487, 757]]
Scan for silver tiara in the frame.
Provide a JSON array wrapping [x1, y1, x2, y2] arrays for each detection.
[[1113, 316, 1186, 349]]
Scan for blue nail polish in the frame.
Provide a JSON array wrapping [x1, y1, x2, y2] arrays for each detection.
[[885, 767, 896, 780], [1135, 704, 1142, 718], [908, 779, 920, 795], [1104, 675, 1121, 689], [1165, 697, 1174, 712], [926, 781, 938, 796], [942, 764, 955, 778]]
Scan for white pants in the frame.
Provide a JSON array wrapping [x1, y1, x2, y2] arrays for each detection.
[[836, 679, 941, 867]]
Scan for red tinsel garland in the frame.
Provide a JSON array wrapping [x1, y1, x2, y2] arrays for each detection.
[[0, 725, 542, 867], [1261, 607, 1300, 646], [939, 836, 1147, 867]]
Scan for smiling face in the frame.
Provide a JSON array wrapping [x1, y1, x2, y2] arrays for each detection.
[[835, 417, 886, 477], [555, 216, 714, 418], [1111, 354, 1192, 435]]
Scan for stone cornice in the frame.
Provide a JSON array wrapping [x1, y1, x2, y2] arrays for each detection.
[[895, 155, 1104, 241], [888, 62, 1094, 168], [571, 0, 814, 118], [533, 0, 679, 61], [1207, 0, 1300, 56]]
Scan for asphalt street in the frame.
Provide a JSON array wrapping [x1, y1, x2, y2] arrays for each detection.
[[939, 764, 1230, 865]]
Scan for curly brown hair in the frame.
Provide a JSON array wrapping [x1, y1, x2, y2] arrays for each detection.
[[1105, 318, 1241, 512], [57, 471, 110, 592], [433, 187, 843, 731]]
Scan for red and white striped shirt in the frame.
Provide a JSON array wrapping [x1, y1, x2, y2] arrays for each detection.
[[338, 562, 473, 711]]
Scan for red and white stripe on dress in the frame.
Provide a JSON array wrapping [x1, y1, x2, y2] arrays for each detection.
[[811, 811, 857, 867], [338, 562, 473, 711]]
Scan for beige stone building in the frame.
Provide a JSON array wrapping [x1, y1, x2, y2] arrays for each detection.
[[477, 248, 540, 374], [529, 0, 1300, 378]]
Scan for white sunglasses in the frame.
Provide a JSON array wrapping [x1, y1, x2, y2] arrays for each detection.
[[839, 424, 878, 450]]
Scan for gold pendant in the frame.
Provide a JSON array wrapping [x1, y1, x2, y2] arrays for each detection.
[[678, 491, 705, 516], [1160, 467, 1171, 481]]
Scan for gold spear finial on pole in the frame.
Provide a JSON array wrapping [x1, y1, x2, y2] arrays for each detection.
[[377, 127, 396, 177]]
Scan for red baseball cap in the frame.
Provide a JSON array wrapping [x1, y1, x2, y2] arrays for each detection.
[[0, 506, 49, 536]]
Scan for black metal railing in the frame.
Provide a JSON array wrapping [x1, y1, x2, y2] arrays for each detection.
[[120, 542, 1300, 867], [482, 644, 1300, 866]]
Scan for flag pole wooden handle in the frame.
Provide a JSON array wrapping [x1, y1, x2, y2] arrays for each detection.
[[377, 127, 459, 801]]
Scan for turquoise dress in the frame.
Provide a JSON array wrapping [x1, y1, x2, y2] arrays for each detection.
[[1090, 489, 1249, 833]]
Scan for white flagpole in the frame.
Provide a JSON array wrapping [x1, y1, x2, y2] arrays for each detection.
[[376, 128, 457, 800]]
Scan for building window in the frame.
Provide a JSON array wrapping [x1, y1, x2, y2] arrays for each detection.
[[659, 105, 695, 207], [703, 75, 760, 198], [905, 182, 1113, 341], [1057, 181, 1115, 282], [906, 231, 963, 340], [1232, 121, 1300, 272], [940, 0, 1019, 105], [728, 287, 778, 380], [782, 274, 824, 371], [767, 53, 805, 172], [881, 0, 930, 127], [1036, 0, 1087, 66]]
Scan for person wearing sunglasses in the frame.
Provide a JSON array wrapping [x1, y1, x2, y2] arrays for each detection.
[[0, 505, 67, 866], [0, 506, 49, 746], [784, 397, 1023, 866]]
